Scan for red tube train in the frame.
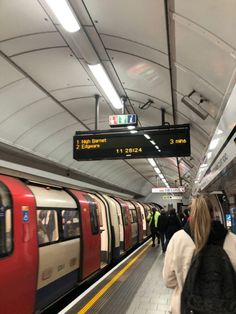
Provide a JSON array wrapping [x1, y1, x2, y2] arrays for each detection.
[[0, 174, 153, 314]]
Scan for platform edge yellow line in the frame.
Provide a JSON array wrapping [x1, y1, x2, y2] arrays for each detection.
[[78, 244, 150, 314]]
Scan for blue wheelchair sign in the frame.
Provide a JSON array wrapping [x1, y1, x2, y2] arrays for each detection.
[[22, 209, 29, 222]]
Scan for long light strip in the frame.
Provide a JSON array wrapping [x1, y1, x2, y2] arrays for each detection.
[[144, 134, 150, 139], [88, 64, 123, 109], [148, 158, 156, 167], [46, 0, 81, 32], [148, 159, 169, 187], [154, 167, 161, 174]]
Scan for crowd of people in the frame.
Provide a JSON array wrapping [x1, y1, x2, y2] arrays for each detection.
[[160, 195, 236, 314], [147, 205, 190, 253]]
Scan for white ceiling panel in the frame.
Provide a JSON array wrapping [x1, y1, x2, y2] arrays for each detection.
[[172, 15, 236, 93], [0, 97, 63, 143], [33, 123, 82, 155], [47, 139, 73, 161], [126, 88, 171, 108], [84, 0, 168, 53], [0, 78, 46, 124], [51, 86, 100, 102], [101, 34, 169, 68], [1, 33, 66, 57], [170, 0, 236, 49], [109, 51, 172, 104], [15, 111, 72, 148], [0, 0, 55, 41], [62, 97, 113, 124], [12, 48, 92, 91], [0, 56, 24, 88]]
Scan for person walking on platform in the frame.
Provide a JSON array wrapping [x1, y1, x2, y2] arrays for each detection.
[[158, 209, 168, 252], [165, 208, 182, 251], [147, 207, 160, 247], [162, 195, 236, 314]]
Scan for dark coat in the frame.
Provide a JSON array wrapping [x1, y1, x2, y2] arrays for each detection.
[[158, 212, 168, 233], [166, 213, 181, 240]]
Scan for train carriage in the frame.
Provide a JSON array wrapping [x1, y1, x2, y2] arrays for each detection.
[[0, 174, 150, 314]]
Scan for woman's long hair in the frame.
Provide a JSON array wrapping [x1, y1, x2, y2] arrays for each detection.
[[189, 195, 213, 252]]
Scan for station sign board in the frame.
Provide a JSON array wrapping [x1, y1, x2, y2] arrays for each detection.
[[73, 124, 190, 161], [162, 196, 183, 200], [152, 187, 185, 193]]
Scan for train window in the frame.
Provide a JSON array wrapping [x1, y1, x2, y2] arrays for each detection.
[[83, 194, 99, 234], [132, 210, 137, 222], [61, 210, 80, 239], [95, 201, 103, 227], [89, 202, 99, 234], [37, 209, 59, 245], [121, 206, 128, 225], [129, 209, 134, 223], [0, 183, 13, 257]]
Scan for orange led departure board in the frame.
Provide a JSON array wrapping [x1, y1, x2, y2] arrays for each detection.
[[73, 124, 190, 161]]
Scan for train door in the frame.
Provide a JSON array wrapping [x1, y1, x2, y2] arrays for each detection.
[[144, 204, 152, 236], [132, 201, 144, 242], [114, 197, 132, 252], [89, 193, 110, 268], [69, 190, 100, 279], [27, 184, 80, 311], [126, 201, 138, 246], [137, 201, 147, 238], [110, 196, 124, 254], [0, 175, 38, 314], [102, 195, 121, 261]]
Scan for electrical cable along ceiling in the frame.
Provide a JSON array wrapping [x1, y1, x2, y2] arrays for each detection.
[[0, 0, 235, 197]]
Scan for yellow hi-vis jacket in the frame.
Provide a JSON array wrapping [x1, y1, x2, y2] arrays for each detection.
[[147, 211, 160, 228]]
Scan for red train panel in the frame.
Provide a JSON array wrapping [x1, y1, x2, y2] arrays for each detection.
[[0, 175, 38, 314], [69, 189, 100, 279]]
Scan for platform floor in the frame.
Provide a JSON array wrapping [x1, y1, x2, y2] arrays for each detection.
[[126, 245, 172, 314], [60, 242, 172, 314]]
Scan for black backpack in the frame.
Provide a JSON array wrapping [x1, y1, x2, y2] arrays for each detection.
[[181, 233, 236, 314]]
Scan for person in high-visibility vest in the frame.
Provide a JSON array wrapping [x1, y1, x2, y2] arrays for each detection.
[[147, 207, 160, 247]]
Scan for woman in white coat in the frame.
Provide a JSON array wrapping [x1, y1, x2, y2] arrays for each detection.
[[162, 195, 236, 314]]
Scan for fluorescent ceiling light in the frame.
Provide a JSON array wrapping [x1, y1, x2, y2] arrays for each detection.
[[159, 174, 164, 179], [155, 145, 159, 149], [216, 129, 223, 135], [148, 158, 156, 167], [144, 134, 150, 139], [181, 95, 208, 120], [209, 138, 220, 150], [150, 140, 156, 145], [207, 152, 212, 159], [88, 64, 123, 109], [46, 0, 81, 32], [154, 167, 161, 174]]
